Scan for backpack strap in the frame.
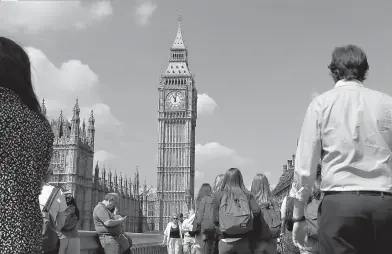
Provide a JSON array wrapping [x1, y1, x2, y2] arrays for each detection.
[[43, 186, 60, 213]]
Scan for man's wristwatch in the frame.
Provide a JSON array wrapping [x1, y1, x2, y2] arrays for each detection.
[[292, 216, 306, 223]]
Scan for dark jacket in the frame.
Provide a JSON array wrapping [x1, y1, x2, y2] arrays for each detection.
[[0, 87, 54, 253], [212, 191, 261, 238]]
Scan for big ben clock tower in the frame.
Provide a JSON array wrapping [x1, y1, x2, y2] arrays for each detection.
[[156, 13, 197, 230]]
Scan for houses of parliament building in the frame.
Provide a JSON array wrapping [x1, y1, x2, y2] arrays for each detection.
[[44, 99, 143, 232]]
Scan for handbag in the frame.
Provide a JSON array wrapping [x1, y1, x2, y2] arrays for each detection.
[[117, 233, 132, 253]]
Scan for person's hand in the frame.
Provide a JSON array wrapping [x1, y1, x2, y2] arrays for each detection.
[[292, 220, 307, 248], [118, 216, 126, 223]]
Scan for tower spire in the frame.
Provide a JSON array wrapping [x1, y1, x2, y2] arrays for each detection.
[[172, 9, 185, 50], [41, 98, 47, 117]]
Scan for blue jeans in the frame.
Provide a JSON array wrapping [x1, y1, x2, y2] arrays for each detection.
[[99, 235, 121, 254]]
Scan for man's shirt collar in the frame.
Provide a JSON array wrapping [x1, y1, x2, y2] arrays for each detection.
[[335, 79, 364, 88]]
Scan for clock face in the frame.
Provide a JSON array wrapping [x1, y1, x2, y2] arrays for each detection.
[[166, 91, 185, 109]]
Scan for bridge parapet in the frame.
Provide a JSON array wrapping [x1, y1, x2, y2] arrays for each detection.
[[79, 231, 166, 254]]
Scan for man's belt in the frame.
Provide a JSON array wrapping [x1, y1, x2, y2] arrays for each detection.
[[324, 191, 392, 196]]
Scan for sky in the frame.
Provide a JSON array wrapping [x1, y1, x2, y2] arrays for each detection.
[[1, 0, 392, 191]]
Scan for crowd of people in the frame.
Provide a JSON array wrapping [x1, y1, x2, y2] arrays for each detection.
[[162, 167, 321, 254], [2, 23, 392, 254]]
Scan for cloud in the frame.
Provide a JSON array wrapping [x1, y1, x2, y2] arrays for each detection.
[[197, 93, 218, 116], [310, 92, 320, 100], [80, 103, 121, 128], [27, 47, 121, 131], [0, 0, 112, 33], [133, 1, 157, 26], [94, 150, 118, 169], [195, 142, 256, 192], [195, 170, 205, 180]]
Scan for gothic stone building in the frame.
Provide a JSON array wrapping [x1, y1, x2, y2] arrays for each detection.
[[143, 17, 197, 231], [43, 99, 143, 232], [272, 154, 296, 207]]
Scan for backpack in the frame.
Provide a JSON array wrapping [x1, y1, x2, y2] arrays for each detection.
[[305, 198, 321, 240], [285, 196, 295, 232], [42, 186, 60, 253], [260, 202, 281, 238], [219, 193, 253, 235]]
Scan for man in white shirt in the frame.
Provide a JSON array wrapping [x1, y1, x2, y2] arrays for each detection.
[[182, 209, 196, 254], [290, 45, 392, 254]]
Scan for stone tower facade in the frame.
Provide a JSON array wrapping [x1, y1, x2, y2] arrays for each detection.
[[46, 99, 95, 230], [156, 16, 197, 230], [44, 99, 143, 232]]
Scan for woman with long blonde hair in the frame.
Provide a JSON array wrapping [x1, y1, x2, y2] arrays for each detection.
[[212, 174, 224, 194], [194, 183, 215, 254], [250, 174, 279, 254], [212, 168, 261, 254], [211, 174, 224, 254], [251, 174, 279, 210]]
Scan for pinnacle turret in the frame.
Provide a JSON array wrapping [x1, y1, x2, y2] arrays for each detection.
[[73, 98, 80, 118], [87, 110, 95, 150], [94, 161, 99, 177], [70, 98, 80, 142], [41, 98, 47, 116]]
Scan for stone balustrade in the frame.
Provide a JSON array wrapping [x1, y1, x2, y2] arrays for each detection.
[[80, 231, 167, 254]]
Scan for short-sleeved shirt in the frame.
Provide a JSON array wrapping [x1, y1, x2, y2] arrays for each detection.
[[39, 184, 67, 224], [93, 202, 122, 234]]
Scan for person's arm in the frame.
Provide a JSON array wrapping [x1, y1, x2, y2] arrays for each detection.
[[289, 98, 322, 219], [179, 222, 183, 239], [104, 217, 125, 227], [280, 196, 287, 234], [162, 222, 171, 244], [195, 197, 206, 225]]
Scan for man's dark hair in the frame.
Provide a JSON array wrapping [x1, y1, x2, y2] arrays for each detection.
[[178, 213, 183, 218], [328, 44, 369, 83]]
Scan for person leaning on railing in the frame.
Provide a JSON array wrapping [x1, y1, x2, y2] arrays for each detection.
[[93, 193, 130, 254]]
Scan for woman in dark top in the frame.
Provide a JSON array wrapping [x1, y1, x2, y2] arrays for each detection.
[[59, 192, 81, 254], [213, 168, 261, 254], [195, 183, 215, 254], [163, 214, 183, 254], [0, 37, 54, 253]]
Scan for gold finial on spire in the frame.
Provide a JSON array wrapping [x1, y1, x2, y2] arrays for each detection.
[[177, 9, 182, 25]]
